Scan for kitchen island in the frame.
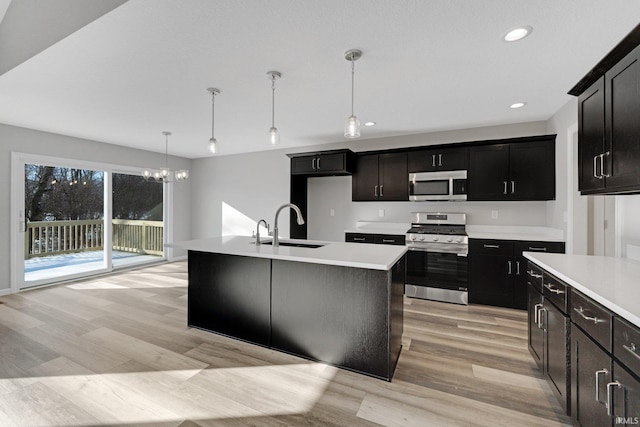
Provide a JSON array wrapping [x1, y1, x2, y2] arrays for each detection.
[[176, 236, 406, 381]]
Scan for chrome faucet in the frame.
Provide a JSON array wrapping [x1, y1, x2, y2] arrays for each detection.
[[273, 203, 305, 247], [255, 219, 269, 246]]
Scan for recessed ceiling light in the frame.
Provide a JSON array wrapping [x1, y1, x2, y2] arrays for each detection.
[[504, 26, 533, 42], [510, 102, 527, 109], [364, 121, 376, 127]]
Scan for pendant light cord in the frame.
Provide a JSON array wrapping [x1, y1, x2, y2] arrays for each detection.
[[271, 75, 276, 128], [211, 92, 216, 139], [350, 56, 355, 116], [165, 133, 169, 170]]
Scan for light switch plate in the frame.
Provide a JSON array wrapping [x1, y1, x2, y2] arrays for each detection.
[[379, 209, 385, 217], [330, 208, 335, 217], [491, 210, 499, 220]]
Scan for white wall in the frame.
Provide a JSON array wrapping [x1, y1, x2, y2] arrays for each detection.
[[191, 121, 555, 241], [618, 195, 640, 260], [0, 123, 192, 293]]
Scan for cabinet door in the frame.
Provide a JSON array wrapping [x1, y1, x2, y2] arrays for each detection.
[[578, 77, 606, 193], [605, 44, 640, 192], [509, 140, 556, 200], [316, 153, 346, 173], [468, 144, 510, 200], [572, 327, 612, 427], [545, 301, 570, 413], [291, 155, 317, 174], [352, 154, 380, 201], [408, 147, 467, 172], [528, 286, 544, 369], [379, 152, 408, 201], [612, 362, 640, 424], [468, 253, 512, 307]]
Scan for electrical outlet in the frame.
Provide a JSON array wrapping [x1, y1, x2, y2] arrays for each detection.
[[491, 210, 499, 220], [330, 208, 335, 217], [379, 209, 385, 217]]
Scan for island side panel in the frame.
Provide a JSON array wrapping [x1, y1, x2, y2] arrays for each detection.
[[389, 256, 405, 375], [270, 259, 395, 380], [188, 251, 271, 346]]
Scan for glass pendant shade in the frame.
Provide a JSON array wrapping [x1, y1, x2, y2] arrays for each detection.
[[269, 127, 280, 145], [142, 169, 151, 179], [344, 115, 360, 138], [209, 137, 217, 153]]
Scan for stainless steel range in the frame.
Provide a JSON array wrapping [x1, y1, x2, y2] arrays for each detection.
[[405, 212, 469, 305]]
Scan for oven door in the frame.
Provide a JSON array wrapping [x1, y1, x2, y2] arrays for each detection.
[[405, 248, 468, 304]]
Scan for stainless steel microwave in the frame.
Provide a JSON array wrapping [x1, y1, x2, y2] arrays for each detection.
[[409, 170, 468, 201]]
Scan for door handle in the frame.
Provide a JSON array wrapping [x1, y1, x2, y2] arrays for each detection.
[[438, 154, 442, 166], [600, 152, 610, 178], [380, 185, 384, 197], [516, 261, 520, 275], [607, 381, 622, 416], [537, 307, 546, 329], [594, 154, 603, 179], [511, 181, 515, 194], [432, 154, 436, 167], [534, 303, 543, 324], [573, 306, 604, 324], [374, 185, 379, 197], [503, 181, 508, 194], [544, 283, 565, 294], [507, 260, 512, 275], [595, 369, 609, 403], [316, 157, 321, 169], [312, 158, 316, 170]]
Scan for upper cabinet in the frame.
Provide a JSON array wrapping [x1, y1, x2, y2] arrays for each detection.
[[288, 149, 355, 176], [352, 152, 408, 201], [408, 146, 468, 172], [467, 137, 556, 201], [573, 25, 640, 195]]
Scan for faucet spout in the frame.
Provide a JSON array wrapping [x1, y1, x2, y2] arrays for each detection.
[[255, 219, 268, 246], [273, 203, 305, 247]]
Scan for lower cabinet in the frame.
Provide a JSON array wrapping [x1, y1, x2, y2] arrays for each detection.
[[469, 239, 565, 309]]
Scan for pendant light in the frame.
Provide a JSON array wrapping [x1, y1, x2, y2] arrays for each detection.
[[142, 131, 189, 182], [267, 71, 281, 145], [344, 49, 362, 138], [207, 87, 220, 154]]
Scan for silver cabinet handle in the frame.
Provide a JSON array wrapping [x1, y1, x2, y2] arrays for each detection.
[[484, 244, 500, 249], [595, 369, 609, 403], [507, 260, 512, 275], [511, 180, 515, 194], [527, 270, 543, 279], [601, 151, 611, 178], [381, 239, 395, 243], [312, 158, 316, 170], [432, 154, 436, 167], [594, 155, 602, 179], [438, 154, 442, 166], [528, 247, 547, 251], [353, 237, 366, 242], [374, 185, 378, 197], [544, 283, 565, 294], [537, 307, 546, 329], [623, 343, 640, 360], [573, 306, 604, 324], [503, 181, 508, 194], [607, 381, 622, 416], [534, 303, 543, 325], [380, 185, 383, 197], [516, 261, 520, 275], [317, 157, 321, 169]]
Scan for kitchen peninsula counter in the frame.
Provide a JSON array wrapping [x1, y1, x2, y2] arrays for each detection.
[[175, 235, 406, 381]]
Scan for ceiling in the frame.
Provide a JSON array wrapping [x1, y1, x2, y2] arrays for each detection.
[[0, 1, 639, 159]]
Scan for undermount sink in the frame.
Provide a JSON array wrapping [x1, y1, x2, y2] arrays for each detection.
[[257, 240, 325, 248]]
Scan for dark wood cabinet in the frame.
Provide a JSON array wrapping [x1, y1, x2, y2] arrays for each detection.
[[469, 239, 564, 310], [345, 232, 405, 245], [529, 283, 545, 369], [612, 362, 640, 424], [468, 137, 555, 201], [408, 146, 468, 172], [289, 149, 355, 176], [575, 30, 640, 195], [352, 152, 408, 201]]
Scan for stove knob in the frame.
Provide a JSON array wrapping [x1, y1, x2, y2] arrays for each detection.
[[457, 237, 463, 243], [432, 236, 439, 242], [410, 235, 416, 241], [447, 237, 453, 243], [419, 236, 425, 241]]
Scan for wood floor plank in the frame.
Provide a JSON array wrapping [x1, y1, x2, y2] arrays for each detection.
[[0, 260, 572, 426]]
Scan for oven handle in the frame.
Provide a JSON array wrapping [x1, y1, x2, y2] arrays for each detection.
[[406, 247, 468, 257]]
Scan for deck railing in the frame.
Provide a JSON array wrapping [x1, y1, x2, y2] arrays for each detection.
[[25, 219, 163, 259]]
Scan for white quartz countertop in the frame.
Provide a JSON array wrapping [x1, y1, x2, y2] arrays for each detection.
[[524, 253, 640, 328], [344, 222, 411, 236], [171, 235, 407, 271], [467, 225, 564, 242]]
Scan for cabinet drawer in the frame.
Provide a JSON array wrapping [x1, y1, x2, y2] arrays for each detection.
[[542, 273, 569, 314], [374, 234, 406, 245], [571, 290, 613, 352], [526, 262, 544, 293], [345, 233, 375, 244], [614, 317, 640, 375], [469, 239, 514, 256], [516, 241, 565, 254]]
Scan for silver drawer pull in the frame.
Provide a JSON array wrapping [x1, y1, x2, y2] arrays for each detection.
[[623, 343, 640, 360], [527, 270, 543, 279], [573, 306, 605, 324], [528, 247, 547, 251], [595, 369, 609, 403], [544, 283, 565, 294], [381, 239, 395, 243], [607, 381, 621, 416], [353, 237, 366, 241], [483, 244, 500, 249]]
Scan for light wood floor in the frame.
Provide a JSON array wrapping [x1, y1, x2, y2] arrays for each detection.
[[0, 261, 571, 427]]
